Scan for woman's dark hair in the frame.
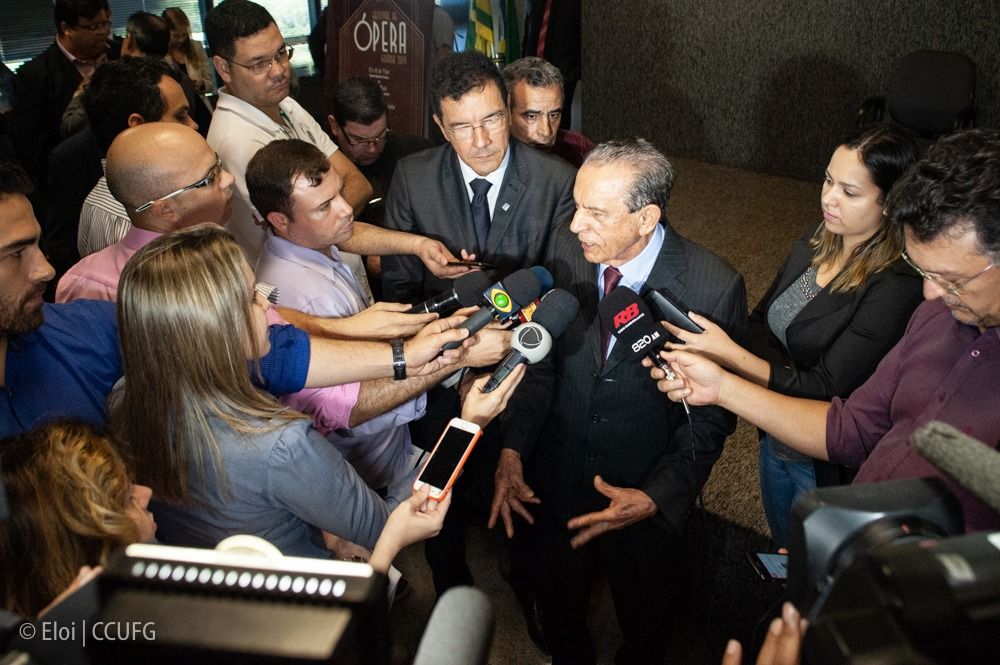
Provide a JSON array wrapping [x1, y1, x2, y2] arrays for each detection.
[[845, 124, 919, 201]]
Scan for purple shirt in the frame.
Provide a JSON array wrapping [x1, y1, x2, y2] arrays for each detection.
[[55, 226, 162, 303], [826, 299, 1000, 532]]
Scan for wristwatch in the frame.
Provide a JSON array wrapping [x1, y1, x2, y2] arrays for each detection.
[[391, 338, 406, 380]]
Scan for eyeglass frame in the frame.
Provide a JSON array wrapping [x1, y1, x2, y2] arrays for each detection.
[[445, 110, 508, 141], [900, 249, 995, 297], [222, 44, 294, 77], [134, 156, 223, 213], [344, 126, 392, 147], [72, 19, 112, 33]]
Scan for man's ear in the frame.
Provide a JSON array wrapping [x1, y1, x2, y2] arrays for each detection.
[[327, 114, 342, 140], [265, 211, 291, 236], [126, 112, 146, 128], [148, 198, 181, 229], [213, 55, 231, 84], [637, 203, 662, 235], [432, 113, 445, 138]]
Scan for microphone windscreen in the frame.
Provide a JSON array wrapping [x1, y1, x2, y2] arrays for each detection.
[[598, 287, 666, 357], [453, 271, 494, 306], [529, 266, 554, 293], [413, 586, 495, 665], [502, 268, 544, 305], [913, 421, 1000, 515], [532, 289, 579, 338]]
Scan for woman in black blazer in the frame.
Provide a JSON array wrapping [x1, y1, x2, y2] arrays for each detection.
[[665, 125, 923, 545]]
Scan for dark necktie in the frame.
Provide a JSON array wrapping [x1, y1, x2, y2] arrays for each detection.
[[599, 266, 623, 362], [470, 178, 492, 253]]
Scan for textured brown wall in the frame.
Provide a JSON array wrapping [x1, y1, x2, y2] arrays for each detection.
[[581, 1, 1000, 180]]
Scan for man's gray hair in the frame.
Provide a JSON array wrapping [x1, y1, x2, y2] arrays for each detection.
[[584, 138, 674, 215], [501, 56, 564, 92]]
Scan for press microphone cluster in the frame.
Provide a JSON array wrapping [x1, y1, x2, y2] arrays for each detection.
[[442, 267, 554, 351], [598, 286, 691, 414], [406, 271, 494, 315], [482, 288, 579, 392]]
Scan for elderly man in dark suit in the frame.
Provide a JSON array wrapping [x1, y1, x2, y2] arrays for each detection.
[[380, 51, 575, 644], [490, 139, 747, 664]]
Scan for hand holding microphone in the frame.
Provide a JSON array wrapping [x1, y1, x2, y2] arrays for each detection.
[[599, 287, 691, 414], [441, 266, 553, 351], [482, 288, 579, 392]]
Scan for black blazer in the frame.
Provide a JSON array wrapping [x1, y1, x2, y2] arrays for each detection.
[[12, 41, 91, 183], [748, 226, 924, 401], [503, 222, 747, 537], [380, 139, 576, 303]]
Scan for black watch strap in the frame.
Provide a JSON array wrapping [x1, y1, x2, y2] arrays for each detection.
[[391, 338, 406, 380]]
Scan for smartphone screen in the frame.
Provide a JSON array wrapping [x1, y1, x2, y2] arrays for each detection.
[[750, 552, 788, 581], [418, 426, 478, 490]]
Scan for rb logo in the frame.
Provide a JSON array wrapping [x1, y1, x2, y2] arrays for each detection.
[[613, 303, 640, 329]]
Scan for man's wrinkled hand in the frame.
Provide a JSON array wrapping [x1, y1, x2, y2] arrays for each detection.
[[566, 476, 657, 548], [488, 448, 540, 538]]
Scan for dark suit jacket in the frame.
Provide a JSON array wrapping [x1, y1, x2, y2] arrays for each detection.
[[748, 226, 924, 401], [12, 41, 98, 183], [503, 222, 747, 537], [43, 127, 102, 281], [380, 139, 576, 303]]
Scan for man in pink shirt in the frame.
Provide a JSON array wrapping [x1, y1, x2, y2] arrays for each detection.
[[55, 122, 233, 302]]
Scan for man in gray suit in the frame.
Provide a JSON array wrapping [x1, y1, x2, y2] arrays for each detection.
[[380, 52, 575, 638], [490, 139, 747, 664], [381, 51, 576, 304]]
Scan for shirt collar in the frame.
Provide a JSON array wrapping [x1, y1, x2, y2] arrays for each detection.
[[456, 144, 511, 191], [56, 37, 105, 66], [265, 234, 344, 276], [215, 88, 294, 136], [598, 223, 666, 292], [121, 227, 164, 251]]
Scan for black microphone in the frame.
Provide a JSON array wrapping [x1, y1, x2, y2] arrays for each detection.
[[598, 286, 690, 414], [913, 420, 1000, 515], [413, 586, 495, 665], [405, 271, 493, 314], [442, 267, 553, 351], [482, 288, 579, 392]]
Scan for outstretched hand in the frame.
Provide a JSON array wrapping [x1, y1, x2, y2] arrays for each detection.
[[721, 602, 806, 665], [566, 475, 657, 548], [643, 349, 726, 406], [488, 448, 540, 538]]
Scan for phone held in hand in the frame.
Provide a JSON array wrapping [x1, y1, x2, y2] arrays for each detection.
[[413, 418, 483, 500], [645, 290, 704, 334], [746, 551, 788, 582]]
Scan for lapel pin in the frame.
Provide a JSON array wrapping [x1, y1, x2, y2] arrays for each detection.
[[501, 202, 511, 212]]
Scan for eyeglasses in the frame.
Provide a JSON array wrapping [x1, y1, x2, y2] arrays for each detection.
[[134, 156, 223, 213], [345, 127, 391, 147], [74, 20, 111, 33], [224, 45, 294, 76], [900, 249, 995, 296], [446, 111, 507, 141]]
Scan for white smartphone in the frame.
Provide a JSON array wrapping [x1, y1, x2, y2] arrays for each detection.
[[413, 418, 483, 500]]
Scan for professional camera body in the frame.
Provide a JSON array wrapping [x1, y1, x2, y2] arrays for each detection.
[[786, 477, 1000, 664]]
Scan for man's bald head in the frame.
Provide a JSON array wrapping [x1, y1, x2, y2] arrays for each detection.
[[106, 122, 233, 232]]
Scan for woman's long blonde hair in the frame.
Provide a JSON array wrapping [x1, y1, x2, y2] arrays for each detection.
[[112, 224, 303, 504], [0, 421, 139, 617], [810, 124, 918, 293]]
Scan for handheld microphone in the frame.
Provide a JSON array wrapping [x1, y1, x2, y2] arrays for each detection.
[[913, 420, 1000, 515], [442, 267, 552, 351], [406, 271, 493, 314], [482, 288, 579, 392], [598, 286, 690, 414], [413, 586, 495, 665]]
